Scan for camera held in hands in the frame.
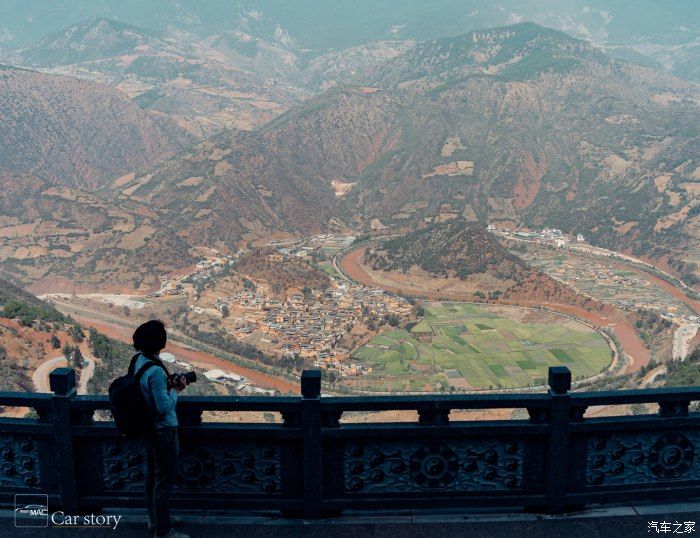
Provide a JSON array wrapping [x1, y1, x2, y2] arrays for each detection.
[[170, 371, 197, 388]]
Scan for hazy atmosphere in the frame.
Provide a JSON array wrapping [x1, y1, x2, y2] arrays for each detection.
[[0, 0, 697, 401]]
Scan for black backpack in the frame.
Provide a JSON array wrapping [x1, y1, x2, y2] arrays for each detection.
[[108, 354, 168, 439]]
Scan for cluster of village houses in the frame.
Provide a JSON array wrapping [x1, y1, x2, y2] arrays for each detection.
[[147, 238, 416, 386], [214, 279, 414, 377], [488, 225, 699, 327], [487, 224, 586, 246]]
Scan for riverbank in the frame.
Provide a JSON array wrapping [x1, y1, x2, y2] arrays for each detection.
[[339, 247, 649, 372], [48, 300, 300, 394]]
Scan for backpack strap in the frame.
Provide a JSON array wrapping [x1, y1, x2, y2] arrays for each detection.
[[127, 353, 141, 376], [134, 361, 157, 382], [133, 354, 170, 384]]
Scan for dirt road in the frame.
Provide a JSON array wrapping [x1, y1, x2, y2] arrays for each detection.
[[673, 323, 700, 359], [33, 356, 95, 394], [32, 356, 66, 392]]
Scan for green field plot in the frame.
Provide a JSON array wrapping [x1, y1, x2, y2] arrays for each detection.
[[316, 261, 340, 278], [351, 302, 612, 390]]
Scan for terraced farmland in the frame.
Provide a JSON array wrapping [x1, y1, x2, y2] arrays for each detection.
[[351, 302, 612, 391]]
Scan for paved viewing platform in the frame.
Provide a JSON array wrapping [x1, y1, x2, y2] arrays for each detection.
[[0, 366, 697, 536]]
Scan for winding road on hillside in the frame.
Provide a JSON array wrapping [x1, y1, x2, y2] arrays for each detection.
[[674, 323, 700, 359], [33, 355, 95, 394]]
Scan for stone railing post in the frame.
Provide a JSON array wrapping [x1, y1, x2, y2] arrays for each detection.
[[301, 370, 323, 518], [49, 367, 79, 513], [545, 366, 571, 514]]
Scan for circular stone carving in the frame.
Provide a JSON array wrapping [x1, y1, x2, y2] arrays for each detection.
[[348, 477, 364, 491], [177, 447, 215, 489], [369, 451, 384, 466], [590, 437, 607, 451], [221, 461, 235, 475], [484, 449, 498, 464], [390, 460, 405, 474], [108, 461, 122, 473], [505, 441, 519, 454], [649, 434, 694, 479], [410, 443, 458, 489], [504, 458, 519, 472], [370, 469, 385, 483], [629, 451, 644, 465], [241, 470, 256, 483], [349, 461, 364, 475], [1, 447, 13, 461], [262, 463, 276, 476], [263, 478, 278, 492], [463, 458, 478, 472], [592, 454, 606, 468], [483, 465, 497, 480], [610, 460, 625, 475]]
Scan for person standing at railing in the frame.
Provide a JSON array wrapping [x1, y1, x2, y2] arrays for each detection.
[[132, 320, 190, 538]]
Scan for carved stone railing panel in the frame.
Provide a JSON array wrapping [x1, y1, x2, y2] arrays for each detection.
[[0, 368, 697, 517], [102, 439, 146, 491], [176, 441, 281, 494], [102, 438, 282, 495], [344, 438, 524, 493], [585, 430, 700, 486], [0, 434, 40, 489]]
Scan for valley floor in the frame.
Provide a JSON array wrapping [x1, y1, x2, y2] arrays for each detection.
[[339, 247, 652, 374]]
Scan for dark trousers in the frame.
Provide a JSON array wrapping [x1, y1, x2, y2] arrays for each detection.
[[145, 427, 179, 536]]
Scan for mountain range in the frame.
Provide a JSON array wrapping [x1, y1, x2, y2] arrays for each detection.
[[0, 21, 697, 292], [116, 24, 698, 260], [1, 1, 697, 86], [2, 17, 308, 137]]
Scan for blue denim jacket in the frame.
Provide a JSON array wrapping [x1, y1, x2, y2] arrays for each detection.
[[134, 353, 178, 429]]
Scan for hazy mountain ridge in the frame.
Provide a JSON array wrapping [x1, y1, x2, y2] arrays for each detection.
[[0, 65, 192, 189], [294, 40, 416, 91], [7, 17, 309, 137], [337, 25, 699, 263], [372, 23, 605, 86], [17, 17, 163, 66], [1, 1, 696, 83]]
